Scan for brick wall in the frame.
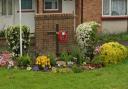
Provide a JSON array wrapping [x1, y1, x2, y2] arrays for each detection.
[[75, 0, 82, 25], [35, 0, 102, 54], [82, 0, 102, 23], [35, 13, 75, 54]]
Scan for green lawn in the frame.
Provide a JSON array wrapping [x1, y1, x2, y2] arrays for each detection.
[[0, 59, 128, 89]]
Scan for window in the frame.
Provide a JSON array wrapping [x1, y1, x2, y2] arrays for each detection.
[[2, 0, 6, 15], [21, 0, 32, 9], [44, 0, 62, 12], [103, 0, 127, 16], [2, 0, 12, 15]]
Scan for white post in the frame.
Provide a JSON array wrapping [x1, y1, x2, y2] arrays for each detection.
[[19, 0, 22, 56], [73, 10, 76, 31]]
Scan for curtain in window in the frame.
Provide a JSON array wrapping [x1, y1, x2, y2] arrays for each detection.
[[8, 0, 12, 15], [111, 0, 127, 15], [52, 0, 58, 9], [45, 0, 58, 9], [103, 0, 110, 15], [2, 0, 6, 15]]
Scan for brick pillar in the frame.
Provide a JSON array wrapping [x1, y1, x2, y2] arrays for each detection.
[[35, 14, 74, 54], [38, 0, 43, 13], [82, 0, 102, 23], [75, 0, 82, 26], [36, 0, 39, 13], [82, 0, 102, 31]]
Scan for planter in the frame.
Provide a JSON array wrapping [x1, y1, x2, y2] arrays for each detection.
[[83, 63, 104, 70]]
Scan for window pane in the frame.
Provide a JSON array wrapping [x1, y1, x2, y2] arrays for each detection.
[[44, 0, 58, 9], [21, 0, 32, 9], [2, 0, 6, 15], [8, 0, 12, 15], [111, 0, 127, 15], [103, 0, 110, 15]]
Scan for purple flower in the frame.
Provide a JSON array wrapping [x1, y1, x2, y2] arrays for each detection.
[[32, 65, 39, 71], [44, 67, 49, 71]]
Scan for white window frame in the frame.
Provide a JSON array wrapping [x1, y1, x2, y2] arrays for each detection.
[[44, 0, 59, 11], [102, 0, 128, 17]]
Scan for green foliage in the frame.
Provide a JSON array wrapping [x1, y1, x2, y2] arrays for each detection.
[[0, 30, 5, 37], [72, 65, 83, 73], [95, 42, 128, 65], [70, 46, 85, 64], [76, 21, 100, 61], [98, 32, 128, 43], [92, 55, 104, 64], [5, 25, 30, 56], [18, 55, 31, 67], [48, 54, 56, 66], [60, 51, 73, 62]]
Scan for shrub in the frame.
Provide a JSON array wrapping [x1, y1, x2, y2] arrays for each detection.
[[36, 55, 51, 69], [76, 21, 100, 61], [98, 32, 128, 43], [18, 55, 31, 67], [95, 42, 128, 65], [48, 54, 56, 66], [72, 65, 83, 73], [70, 46, 85, 65], [5, 25, 30, 56], [0, 30, 5, 37], [60, 51, 73, 62]]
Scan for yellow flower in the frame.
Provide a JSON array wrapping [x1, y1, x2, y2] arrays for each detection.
[[36, 55, 51, 68]]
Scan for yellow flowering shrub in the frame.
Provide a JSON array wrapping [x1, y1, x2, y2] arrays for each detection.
[[99, 42, 128, 65], [36, 56, 51, 68]]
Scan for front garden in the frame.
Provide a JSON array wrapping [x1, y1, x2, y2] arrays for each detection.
[[0, 21, 128, 89], [0, 59, 128, 89]]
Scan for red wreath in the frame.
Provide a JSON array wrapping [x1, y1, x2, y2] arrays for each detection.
[[57, 31, 68, 43]]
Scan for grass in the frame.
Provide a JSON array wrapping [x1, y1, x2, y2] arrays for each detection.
[[0, 59, 128, 89]]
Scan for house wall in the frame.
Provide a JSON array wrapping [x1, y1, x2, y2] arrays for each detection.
[[101, 0, 128, 33], [81, 0, 102, 32], [102, 20, 128, 33], [0, 0, 36, 33], [14, 0, 36, 33], [62, 0, 75, 13], [35, 14, 74, 54], [35, 0, 76, 54], [82, 0, 102, 23]]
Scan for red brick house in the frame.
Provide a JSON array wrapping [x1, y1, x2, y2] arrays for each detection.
[[35, 0, 102, 53], [35, 0, 128, 53], [0, 0, 127, 54]]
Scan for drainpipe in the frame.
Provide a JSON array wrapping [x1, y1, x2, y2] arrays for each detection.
[[73, 10, 76, 31], [127, 0, 128, 33], [127, 16, 128, 33], [81, 0, 83, 23], [127, 17, 128, 33]]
